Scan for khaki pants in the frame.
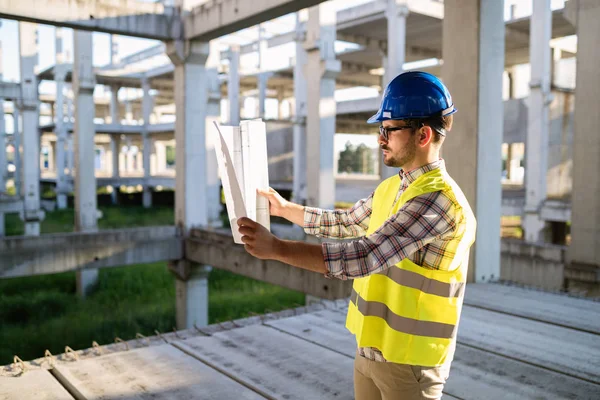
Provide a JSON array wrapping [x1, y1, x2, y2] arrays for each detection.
[[353, 352, 450, 400]]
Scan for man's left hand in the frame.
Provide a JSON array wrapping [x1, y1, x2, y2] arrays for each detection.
[[237, 217, 280, 260]]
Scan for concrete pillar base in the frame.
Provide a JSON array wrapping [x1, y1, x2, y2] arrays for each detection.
[[174, 263, 212, 330], [77, 269, 99, 297], [24, 222, 40, 236], [143, 186, 152, 208], [57, 193, 68, 210], [523, 213, 547, 243]]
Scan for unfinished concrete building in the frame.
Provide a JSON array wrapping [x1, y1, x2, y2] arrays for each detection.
[[0, 0, 599, 398]]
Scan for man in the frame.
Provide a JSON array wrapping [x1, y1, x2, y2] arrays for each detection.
[[237, 71, 476, 400]]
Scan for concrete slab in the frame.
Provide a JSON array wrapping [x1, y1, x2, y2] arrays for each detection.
[[173, 324, 355, 400], [465, 283, 600, 334], [267, 309, 600, 400], [0, 369, 73, 400], [460, 305, 600, 384], [51, 344, 264, 399]]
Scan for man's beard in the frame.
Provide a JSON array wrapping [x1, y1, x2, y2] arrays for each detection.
[[381, 141, 416, 168]]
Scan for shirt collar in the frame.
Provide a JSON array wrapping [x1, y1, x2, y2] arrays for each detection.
[[399, 159, 445, 185]]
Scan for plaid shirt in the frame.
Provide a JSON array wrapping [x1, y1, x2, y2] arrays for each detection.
[[303, 159, 459, 362]]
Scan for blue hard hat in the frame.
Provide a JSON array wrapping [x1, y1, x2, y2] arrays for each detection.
[[367, 71, 456, 124]]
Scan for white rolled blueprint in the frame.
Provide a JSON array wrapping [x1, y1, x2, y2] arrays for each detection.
[[212, 120, 271, 244]]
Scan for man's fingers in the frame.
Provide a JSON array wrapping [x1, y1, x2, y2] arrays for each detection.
[[257, 188, 271, 198], [237, 217, 257, 228], [238, 226, 254, 236], [241, 235, 254, 244]]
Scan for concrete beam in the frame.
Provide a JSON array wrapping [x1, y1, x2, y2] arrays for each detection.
[[0, 226, 181, 279], [0, 0, 175, 40], [0, 81, 21, 100], [186, 229, 352, 299], [184, 0, 327, 41]]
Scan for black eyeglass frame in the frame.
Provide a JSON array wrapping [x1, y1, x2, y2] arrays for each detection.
[[378, 124, 417, 142]]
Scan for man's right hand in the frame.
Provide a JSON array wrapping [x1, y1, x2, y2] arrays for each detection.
[[258, 187, 306, 226]]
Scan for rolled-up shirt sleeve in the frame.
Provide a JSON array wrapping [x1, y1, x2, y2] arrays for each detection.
[[322, 191, 457, 280], [303, 194, 373, 239]]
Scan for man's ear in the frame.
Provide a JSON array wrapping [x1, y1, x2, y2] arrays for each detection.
[[418, 125, 434, 147]]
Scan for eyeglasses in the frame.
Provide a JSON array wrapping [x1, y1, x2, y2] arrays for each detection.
[[378, 125, 414, 142]]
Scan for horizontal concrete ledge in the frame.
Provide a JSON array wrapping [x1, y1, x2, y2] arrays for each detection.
[[566, 262, 600, 283], [186, 228, 352, 300], [0, 226, 181, 279], [501, 239, 567, 261], [500, 239, 567, 290]]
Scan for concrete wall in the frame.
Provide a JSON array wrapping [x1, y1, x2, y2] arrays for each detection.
[[501, 239, 566, 290]]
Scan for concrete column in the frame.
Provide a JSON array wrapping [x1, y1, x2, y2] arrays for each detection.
[[506, 143, 513, 181], [48, 141, 55, 171], [175, 265, 211, 329], [257, 72, 269, 119], [167, 39, 218, 329], [125, 96, 132, 123], [73, 30, 99, 297], [18, 22, 43, 236], [55, 28, 68, 209], [568, 0, 600, 275], [442, 0, 504, 283], [111, 136, 120, 178], [384, 0, 408, 86], [293, 12, 308, 205], [142, 78, 152, 208], [110, 135, 120, 205], [380, 0, 409, 180], [13, 106, 21, 195], [0, 99, 5, 194], [110, 84, 120, 124], [228, 45, 240, 125], [523, 0, 552, 243], [110, 34, 120, 65], [66, 84, 74, 177], [305, 3, 340, 209], [277, 90, 285, 120], [0, 43, 5, 196]]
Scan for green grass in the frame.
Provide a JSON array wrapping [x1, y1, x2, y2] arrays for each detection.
[[0, 207, 305, 365], [4, 205, 175, 236]]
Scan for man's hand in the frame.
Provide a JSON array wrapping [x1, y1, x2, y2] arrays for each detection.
[[257, 187, 288, 217], [258, 188, 306, 226], [238, 217, 281, 260]]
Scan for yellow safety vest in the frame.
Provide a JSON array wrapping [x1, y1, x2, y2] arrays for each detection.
[[346, 167, 476, 367]]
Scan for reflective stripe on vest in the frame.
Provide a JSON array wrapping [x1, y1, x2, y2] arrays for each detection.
[[345, 167, 476, 367]]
